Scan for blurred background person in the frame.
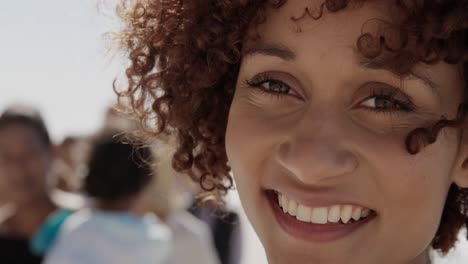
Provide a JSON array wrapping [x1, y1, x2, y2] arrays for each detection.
[[44, 129, 172, 264], [0, 104, 57, 264], [158, 137, 242, 264], [146, 137, 243, 264], [188, 190, 242, 264], [50, 136, 88, 193]]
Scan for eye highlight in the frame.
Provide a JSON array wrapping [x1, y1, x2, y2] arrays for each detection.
[[246, 73, 290, 93], [244, 72, 301, 100], [358, 86, 416, 114]]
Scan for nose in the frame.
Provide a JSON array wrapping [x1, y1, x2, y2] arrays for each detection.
[[275, 112, 358, 186]]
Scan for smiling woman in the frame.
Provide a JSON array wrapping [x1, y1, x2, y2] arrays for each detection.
[[117, 0, 468, 263]]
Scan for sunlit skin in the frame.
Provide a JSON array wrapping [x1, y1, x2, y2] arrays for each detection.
[[0, 123, 55, 237], [225, 1, 468, 263]]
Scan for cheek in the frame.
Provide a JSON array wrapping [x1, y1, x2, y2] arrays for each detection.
[[378, 152, 450, 222], [368, 132, 457, 255], [226, 106, 261, 190], [225, 97, 285, 205], [226, 94, 290, 173], [373, 132, 456, 207]]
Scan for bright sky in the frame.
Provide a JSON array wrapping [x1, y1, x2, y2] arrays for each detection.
[[0, 0, 123, 142]]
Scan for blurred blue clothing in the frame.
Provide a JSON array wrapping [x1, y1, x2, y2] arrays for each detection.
[[30, 209, 73, 256], [43, 209, 172, 264]]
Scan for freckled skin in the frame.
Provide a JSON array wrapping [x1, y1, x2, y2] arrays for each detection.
[[225, 1, 466, 263]]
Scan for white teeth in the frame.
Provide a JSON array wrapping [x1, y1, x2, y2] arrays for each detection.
[[352, 207, 362, 221], [287, 200, 298, 216], [281, 195, 289, 213], [361, 208, 370, 218], [328, 205, 341, 223], [296, 205, 312, 222], [311, 207, 328, 224], [341, 205, 353, 224], [276, 193, 372, 224]]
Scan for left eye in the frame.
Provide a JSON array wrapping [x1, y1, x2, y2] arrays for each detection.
[[361, 95, 412, 112], [260, 80, 290, 94]]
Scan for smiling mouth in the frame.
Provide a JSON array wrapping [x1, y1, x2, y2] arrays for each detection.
[[275, 191, 374, 224], [265, 190, 377, 242]]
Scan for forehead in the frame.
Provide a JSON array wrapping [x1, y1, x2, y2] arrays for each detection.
[[246, 0, 395, 54], [0, 123, 46, 152]]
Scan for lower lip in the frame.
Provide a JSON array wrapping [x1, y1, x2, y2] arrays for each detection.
[[266, 191, 376, 243]]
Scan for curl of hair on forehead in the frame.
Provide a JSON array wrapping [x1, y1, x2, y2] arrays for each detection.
[[290, 0, 350, 22]]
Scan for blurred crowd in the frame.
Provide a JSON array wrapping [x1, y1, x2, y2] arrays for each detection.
[[0, 103, 242, 264]]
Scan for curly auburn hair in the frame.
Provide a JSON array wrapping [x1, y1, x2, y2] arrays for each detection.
[[117, 0, 468, 253]]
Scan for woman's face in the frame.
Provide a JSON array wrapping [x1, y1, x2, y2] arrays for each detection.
[[225, 1, 465, 263]]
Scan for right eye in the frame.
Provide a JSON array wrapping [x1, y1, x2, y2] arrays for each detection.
[[256, 79, 291, 94], [245, 73, 294, 98]]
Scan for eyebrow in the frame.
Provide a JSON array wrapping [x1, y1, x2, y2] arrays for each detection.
[[243, 43, 440, 95], [243, 43, 296, 61], [358, 58, 440, 93]]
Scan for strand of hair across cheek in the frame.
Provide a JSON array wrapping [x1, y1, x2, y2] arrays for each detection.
[[405, 103, 468, 155]]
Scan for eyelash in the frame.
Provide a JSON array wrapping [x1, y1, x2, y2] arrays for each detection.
[[361, 87, 416, 114], [244, 73, 416, 114], [245, 73, 294, 99]]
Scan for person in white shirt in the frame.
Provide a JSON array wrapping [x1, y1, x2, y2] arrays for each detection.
[[148, 139, 221, 264], [44, 130, 172, 264]]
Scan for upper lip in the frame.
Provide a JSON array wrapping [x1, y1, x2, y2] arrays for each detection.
[[268, 189, 375, 211]]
